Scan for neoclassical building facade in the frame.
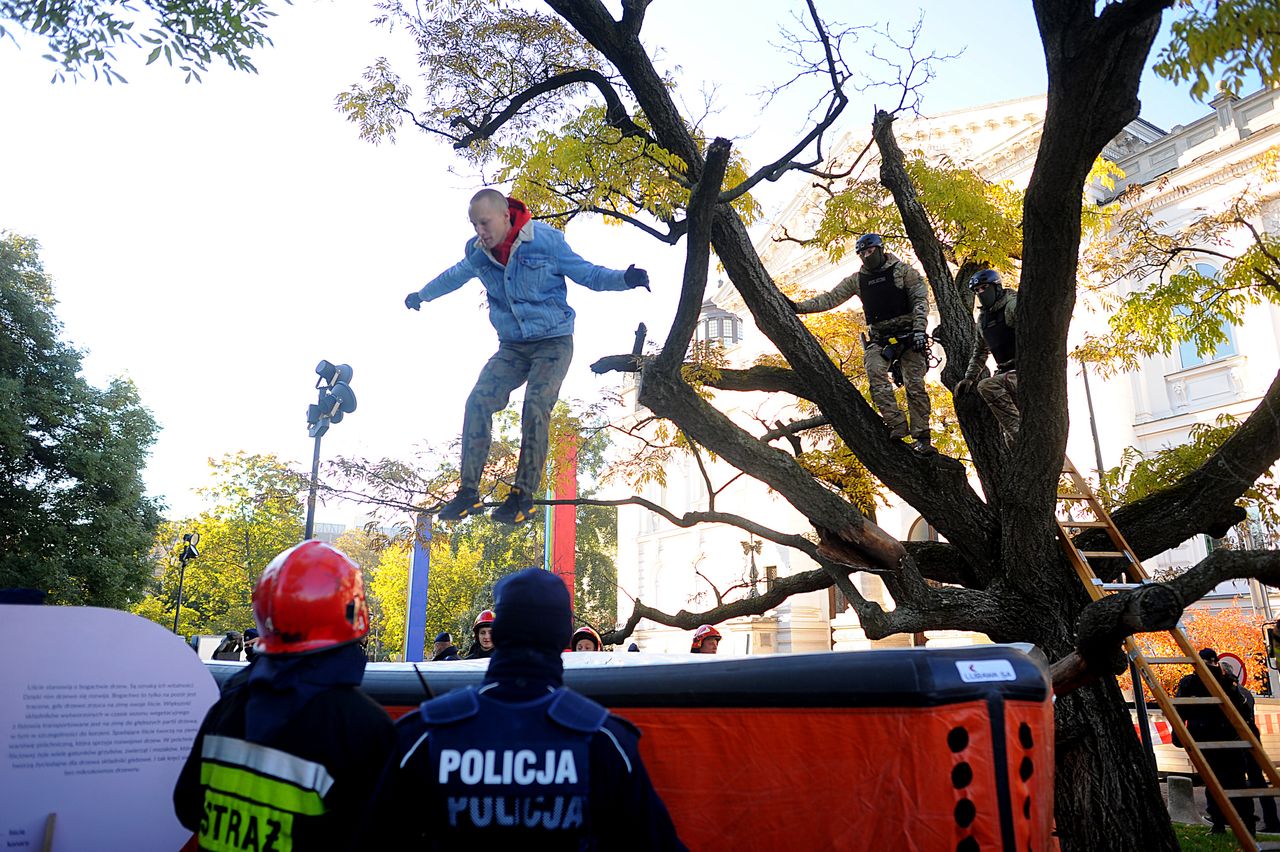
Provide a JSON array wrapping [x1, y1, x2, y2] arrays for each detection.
[[611, 88, 1280, 654]]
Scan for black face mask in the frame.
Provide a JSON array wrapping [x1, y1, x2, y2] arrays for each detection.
[[977, 286, 1000, 309]]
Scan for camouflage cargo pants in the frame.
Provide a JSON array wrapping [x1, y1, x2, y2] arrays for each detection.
[[460, 335, 573, 495], [864, 339, 930, 440], [977, 369, 1020, 438]]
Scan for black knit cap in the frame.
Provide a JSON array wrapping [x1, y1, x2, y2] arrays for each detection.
[[492, 568, 573, 652], [1199, 648, 1219, 662]]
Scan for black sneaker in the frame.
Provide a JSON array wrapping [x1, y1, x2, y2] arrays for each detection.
[[911, 435, 937, 455], [437, 489, 485, 521], [491, 488, 535, 525]]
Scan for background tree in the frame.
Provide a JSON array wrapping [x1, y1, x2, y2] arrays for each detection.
[[340, 1, 1280, 848], [1076, 146, 1280, 374], [0, 0, 287, 82], [1120, 606, 1268, 699], [132, 452, 303, 635], [0, 231, 162, 607]]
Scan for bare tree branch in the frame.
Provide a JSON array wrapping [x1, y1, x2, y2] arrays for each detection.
[[718, 0, 848, 204], [761, 415, 829, 443], [451, 68, 653, 148], [656, 137, 731, 373]]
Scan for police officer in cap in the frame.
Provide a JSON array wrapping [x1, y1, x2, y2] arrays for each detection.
[[792, 233, 933, 453], [367, 567, 687, 850], [956, 269, 1020, 442], [174, 541, 396, 850]]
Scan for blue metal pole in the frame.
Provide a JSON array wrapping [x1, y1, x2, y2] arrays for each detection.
[[403, 512, 432, 662], [543, 485, 554, 572]]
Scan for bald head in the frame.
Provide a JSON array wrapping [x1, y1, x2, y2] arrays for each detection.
[[469, 189, 512, 249]]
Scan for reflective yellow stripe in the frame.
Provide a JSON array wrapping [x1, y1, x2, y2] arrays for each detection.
[[202, 735, 334, 798], [200, 763, 327, 816]]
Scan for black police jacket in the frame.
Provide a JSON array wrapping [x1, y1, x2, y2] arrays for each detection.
[[367, 685, 687, 851]]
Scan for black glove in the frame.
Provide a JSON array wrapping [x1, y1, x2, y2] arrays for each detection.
[[955, 378, 975, 396], [405, 292, 423, 311], [624, 265, 650, 291], [912, 331, 928, 352]]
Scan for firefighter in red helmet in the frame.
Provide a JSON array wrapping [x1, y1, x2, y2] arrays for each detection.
[[690, 624, 721, 654], [468, 608, 496, 659], [572, 625, 603, 652], [174, 541, 396, 851]]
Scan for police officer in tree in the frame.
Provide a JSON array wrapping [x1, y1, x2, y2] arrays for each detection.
[[792, 233, 934, 453], [367, 567, 687, 850], [956, 270, 1020, 442], [174, 541, 396, 850], [406, 188, 649, 526], [468, 609, 496, 659]]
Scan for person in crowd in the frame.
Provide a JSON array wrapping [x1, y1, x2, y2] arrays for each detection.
[[243, 628, 261, 663], [690, 625, 721, 655], [1228, 663, 1280, 832], [572, 625, 603, 652], [366, 567, 686, 849], [405, 188, 649, 525], [432, 631, 461, 662], [174, 541, 396, 850], [1174, 648, 1255, 835], [467, 609, 496, 660], [792, 232, 933, 453], [219, 628, 262, 695], [956, 269, 1020, 442]]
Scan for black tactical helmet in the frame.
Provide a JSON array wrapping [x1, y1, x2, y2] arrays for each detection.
[[854, 233, 884, 253], [967, 269, 1002, 291]]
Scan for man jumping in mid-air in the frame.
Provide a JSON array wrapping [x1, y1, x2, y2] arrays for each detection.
[[405, 189, 649, 524]]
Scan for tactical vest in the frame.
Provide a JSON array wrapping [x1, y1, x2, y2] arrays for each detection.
[[196, 734, 332, 852], [416, 686, 606, 846], [980, 303, 1017, 369], [858, 262, 911, 326]]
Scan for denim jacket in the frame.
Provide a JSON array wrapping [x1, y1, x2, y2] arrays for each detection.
[[416, 221, 629, 342]]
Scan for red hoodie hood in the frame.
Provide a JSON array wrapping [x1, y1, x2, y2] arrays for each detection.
[[491, 197, 532, 266]]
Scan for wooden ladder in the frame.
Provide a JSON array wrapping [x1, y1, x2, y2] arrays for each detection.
[[1056, 457, 1280, 850]]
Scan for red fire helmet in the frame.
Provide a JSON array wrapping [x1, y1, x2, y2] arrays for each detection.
[[690, 624, 722, 652], [473, 609, 496, 635], [572, 626, 603, 651], [253, 541, 369, 655]]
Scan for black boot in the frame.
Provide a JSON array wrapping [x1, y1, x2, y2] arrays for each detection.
[[491, 488, 535, 525], [437, 488, 485, 522], [910, 433, 936, 455]]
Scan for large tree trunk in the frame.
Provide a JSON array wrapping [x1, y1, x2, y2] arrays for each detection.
[[1054, 671, 1179, 851]]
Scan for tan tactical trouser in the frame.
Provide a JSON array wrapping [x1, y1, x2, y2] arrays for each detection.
[[977, 370, 1020, 438], [863, 340, 930, 440]]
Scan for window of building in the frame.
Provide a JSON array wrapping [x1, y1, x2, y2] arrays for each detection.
[[909, 516, 940, 543], [765, 564, 777, 593], [1177, 263, 1237, 369], [693, 304, 743, 347]]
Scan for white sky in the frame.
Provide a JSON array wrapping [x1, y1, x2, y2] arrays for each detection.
[[0, 1, 1214, 523]]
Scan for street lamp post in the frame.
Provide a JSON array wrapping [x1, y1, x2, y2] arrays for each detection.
[[304, 360, 357, 539], [743, 535, 762, 599], [172, 531, 200, 635]]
